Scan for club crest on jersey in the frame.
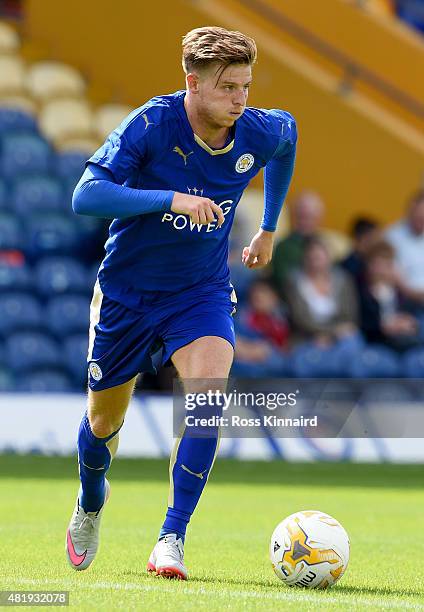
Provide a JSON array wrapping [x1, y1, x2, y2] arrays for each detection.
[[235, 153, 254, 173], [89, 362, 103, 381]]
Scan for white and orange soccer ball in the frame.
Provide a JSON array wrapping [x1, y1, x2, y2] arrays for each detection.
[[270, 510, 350, 589]]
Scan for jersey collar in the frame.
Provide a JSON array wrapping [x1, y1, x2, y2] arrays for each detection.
[[193, 132, 234, 156]]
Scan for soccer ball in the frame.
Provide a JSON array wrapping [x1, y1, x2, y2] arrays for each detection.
[[270, 510, 350, 589]]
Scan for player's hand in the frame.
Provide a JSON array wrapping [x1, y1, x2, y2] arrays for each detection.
[[242, 229, 274, 269], [171, 192, 225, 226]]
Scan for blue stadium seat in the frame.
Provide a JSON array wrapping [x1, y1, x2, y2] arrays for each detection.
[[88, 262, 99, 288], [402, 347, 424, 378], [63, 334, 88, 386], [0, 292, 43, 336], [0, 108, 37, 132], [0, 179, 7, 209], [47, 294, 90, 336], [11, 174, 64, 214], [69, 214, 107, 264], [0, 260, 33, 292], [0, 212, 24, 250], [55, 150, 87, 182], [24, 212, 79, 259], [0, 132, 51, 179], [6, 331, 62, 371], [349, 345, 401, 378], [35, 256, 89, 297], [16, 369, 73, 392], [0, 366, 15, 391], [291, 343, 351, 378]]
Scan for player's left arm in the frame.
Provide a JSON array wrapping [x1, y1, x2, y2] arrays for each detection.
[[243, 112, 297, 269]]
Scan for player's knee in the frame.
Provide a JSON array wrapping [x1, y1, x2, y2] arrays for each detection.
[[89, 413, 121, 439]]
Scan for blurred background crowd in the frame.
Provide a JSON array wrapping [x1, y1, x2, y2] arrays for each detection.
[[0, 0, 423, 392], [230, 189, 424, 381]]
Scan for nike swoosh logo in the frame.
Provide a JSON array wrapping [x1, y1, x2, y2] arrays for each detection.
[[66, 529, 87, 566], [181, 464, 207, 479]]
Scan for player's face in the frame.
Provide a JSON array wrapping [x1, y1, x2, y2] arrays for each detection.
[[196, 63, 252, 129]]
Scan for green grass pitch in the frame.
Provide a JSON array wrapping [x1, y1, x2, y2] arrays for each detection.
[[0, 455, 423, 611]]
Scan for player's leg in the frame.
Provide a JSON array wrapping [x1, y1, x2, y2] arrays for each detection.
[[149, 336, 233, 579], [79, 377, 137, 512], [66, 376, 137, 570]]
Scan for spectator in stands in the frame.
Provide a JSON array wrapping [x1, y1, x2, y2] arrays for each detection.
[[358, 240, 419, 350], [243, 278, 290, 350], [272, 190, 324, 289], [386, 190, 424, 311], [341, 216, 380, 286], [284, 236, 359, 345], [233, 279, 289, 376]]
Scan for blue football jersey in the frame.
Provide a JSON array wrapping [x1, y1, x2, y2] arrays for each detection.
[[88, 90, 296, 306]]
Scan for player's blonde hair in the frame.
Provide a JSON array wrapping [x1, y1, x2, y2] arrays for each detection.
[[182, 26, 257, 75]]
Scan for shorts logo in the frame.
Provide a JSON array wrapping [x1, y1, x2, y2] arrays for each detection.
[[235, 153, 254, 173], [89, 362, 103, 381]]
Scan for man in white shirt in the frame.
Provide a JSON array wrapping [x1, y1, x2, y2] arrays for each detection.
[[386, 191, 424, 309]]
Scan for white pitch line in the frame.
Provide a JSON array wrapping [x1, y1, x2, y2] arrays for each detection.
[[4, 578, 423, 610]]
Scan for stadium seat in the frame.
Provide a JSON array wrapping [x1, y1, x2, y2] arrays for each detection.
[[290, 343, 353, 378], [0, 212, 24, 250], [0, 132, 52, 178], [0, 179, 7, 209], [0, 105, 37, 132], [0, 55, 25, 95], [11, 174, 64, 214], [63, 334, 88, 386], [39, 98, 94, 144], [24, 212, 79, 259], [88, 262, 99, 287], [95, 103, 132, 140], [402, 347, 424, 378], [6, 331, 62, 371], [0, 260, 32, 292], [55, 150, 87, 182], [16, 369, 73, 392], [348, 345, 401, 378], [34, 256, 89, 297], [0, 21, 19, 53], [0, 292, 43, 336], [46, 294, 90, 336], [0, 366, 15, 392], [26, 61, 85, 102]]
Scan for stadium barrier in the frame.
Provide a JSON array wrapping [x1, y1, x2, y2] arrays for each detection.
[[1, 393, 423, 463]]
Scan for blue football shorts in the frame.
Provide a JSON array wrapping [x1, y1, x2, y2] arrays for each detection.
[[87, 280, 237, 391]]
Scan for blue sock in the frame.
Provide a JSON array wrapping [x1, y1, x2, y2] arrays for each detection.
[[159, 423, 220, 543], [77, 412, 121, 512]]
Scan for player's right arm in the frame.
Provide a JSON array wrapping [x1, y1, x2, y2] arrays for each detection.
[[72, 108, 223, 225], [73, 165, 223, 225]]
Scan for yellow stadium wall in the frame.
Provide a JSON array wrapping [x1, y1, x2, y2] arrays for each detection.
[[23, 0, 424, 232], [259, 0, 424, 125]]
